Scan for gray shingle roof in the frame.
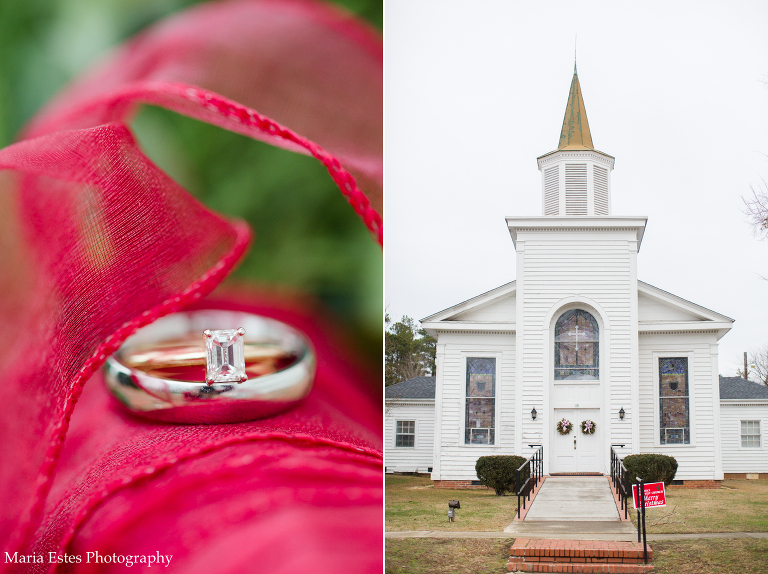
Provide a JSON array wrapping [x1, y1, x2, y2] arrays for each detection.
[[386, 376, 436, 399], [720, 377, 768, 400]]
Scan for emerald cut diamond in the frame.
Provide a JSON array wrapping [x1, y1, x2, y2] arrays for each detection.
[[204, 328, 247, 385]]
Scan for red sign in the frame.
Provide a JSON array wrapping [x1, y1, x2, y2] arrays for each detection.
[[632, 482, 666, 509]]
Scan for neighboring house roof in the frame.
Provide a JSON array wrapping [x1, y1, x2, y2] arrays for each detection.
[[720, 377, 768, 400], [386, 376, 436, 399]]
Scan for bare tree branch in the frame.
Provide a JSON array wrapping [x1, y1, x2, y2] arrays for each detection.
[[742, 178, 768, 240], [735, 345, 768, 386]]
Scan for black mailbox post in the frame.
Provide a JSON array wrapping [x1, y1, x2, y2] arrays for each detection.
[[447, 500, 460, 521]]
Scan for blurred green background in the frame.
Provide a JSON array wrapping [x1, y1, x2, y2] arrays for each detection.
[[0, 0, 383, 366]]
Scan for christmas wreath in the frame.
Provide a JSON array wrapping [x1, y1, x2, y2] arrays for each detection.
[[581, 420, 596, 435], [556, 418, 573, 435]]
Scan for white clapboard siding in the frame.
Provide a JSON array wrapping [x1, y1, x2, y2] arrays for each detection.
[[451, 292, 516, 322], [434, 332, 515, 480], [637, 333, 719, 480], [720, 404, 768, 473], [517, 230, 637, 469], [638, 292, 701, 322], [385, 401, 436, 473]]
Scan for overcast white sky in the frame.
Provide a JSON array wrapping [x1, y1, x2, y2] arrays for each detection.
[[384, 1, 768, 377]]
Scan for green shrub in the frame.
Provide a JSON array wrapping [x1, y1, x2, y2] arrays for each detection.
[[475, 455, 527, 496], [622, 454, 678, 486]]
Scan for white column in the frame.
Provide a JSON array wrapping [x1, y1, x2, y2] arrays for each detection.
[[431, 344, 445, 480], [629, 240, 640, 454], [711, 343, 724, 480], [515, 240, 525, 458]]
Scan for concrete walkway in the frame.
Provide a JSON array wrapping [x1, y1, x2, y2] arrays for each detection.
[[524, 477, 619, 521], [504, 476, 637, 538], [504, 520, 637, 539]]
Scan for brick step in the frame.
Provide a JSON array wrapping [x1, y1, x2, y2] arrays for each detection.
[[507, 539, 653, 572], [508, 556, 651, 565], [508, 561, 654, 573], [510, 538, 652, 562]]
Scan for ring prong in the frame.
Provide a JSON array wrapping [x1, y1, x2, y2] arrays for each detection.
[[237, 327, 246, 336], [203, 329, 213, 339]]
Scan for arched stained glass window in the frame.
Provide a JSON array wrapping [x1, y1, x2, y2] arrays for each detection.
[[554, 309, 599, 380]]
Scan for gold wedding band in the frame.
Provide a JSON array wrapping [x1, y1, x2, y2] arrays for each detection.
[[122, 341, 290, 369]]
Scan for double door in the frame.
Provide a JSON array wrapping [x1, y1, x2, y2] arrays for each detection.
[[552, 408, 600, 473]]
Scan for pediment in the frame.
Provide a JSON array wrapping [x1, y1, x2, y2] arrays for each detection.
[[421, 282, 516, 324], [638, 292, 703, 322], [451, 293, 516, 322], [637, 281, 733, 324]]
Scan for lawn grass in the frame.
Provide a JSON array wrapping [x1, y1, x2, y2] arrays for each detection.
[[629, 479, 768, 534], [387, 475, 768, 534], [651, 539, 768, 574], [386, 474, 517, 532], [385, 538, 768, 574], [385, 538, 514, 574]]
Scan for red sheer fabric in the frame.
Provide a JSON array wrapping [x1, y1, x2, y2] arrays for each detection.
[[0, 1, 382, 572]]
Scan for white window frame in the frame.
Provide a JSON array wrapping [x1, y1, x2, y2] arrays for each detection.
[[460, 352, 503, 448], [394, 420, 416, 448], [740, 420, 762, 449], [653, 352, 696, 447]]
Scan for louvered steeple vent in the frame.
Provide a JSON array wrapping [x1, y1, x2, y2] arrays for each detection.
[[537, 65, 614, 216]]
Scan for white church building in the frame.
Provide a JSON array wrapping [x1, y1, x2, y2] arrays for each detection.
[[391, 67, 747, 487]]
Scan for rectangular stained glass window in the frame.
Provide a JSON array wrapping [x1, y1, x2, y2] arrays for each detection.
[[465, 358, 495, 445], [395, 420, 415, 447], [741, 421, 761, 448], [659, 357, 690, 444]]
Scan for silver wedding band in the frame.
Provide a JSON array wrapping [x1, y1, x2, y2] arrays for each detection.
[[103, 310, 315, 424]]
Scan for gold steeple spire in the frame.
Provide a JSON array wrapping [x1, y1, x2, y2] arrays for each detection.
[[557, 65, 594, 150]]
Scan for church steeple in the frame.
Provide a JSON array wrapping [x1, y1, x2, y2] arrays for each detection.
[[557, 66, 594, 150], [536, 66, 614, 217]]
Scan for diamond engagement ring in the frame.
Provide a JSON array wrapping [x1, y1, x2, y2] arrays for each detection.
[[203, 328, 248, 384], [103, 310, 315, 424]]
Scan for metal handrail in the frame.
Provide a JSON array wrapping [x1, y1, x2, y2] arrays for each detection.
[[636, 477, 648, 564], [610, 446, 630, 520], [516, 445, 544, 518]]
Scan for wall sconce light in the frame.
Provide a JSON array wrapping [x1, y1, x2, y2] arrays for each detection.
[[531, 407, 537, 420], [619, 407, 625, 420]]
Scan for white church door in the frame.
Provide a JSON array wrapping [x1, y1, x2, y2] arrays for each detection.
[[552, 408, 601, 473], [550, 309, 604, 474]]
